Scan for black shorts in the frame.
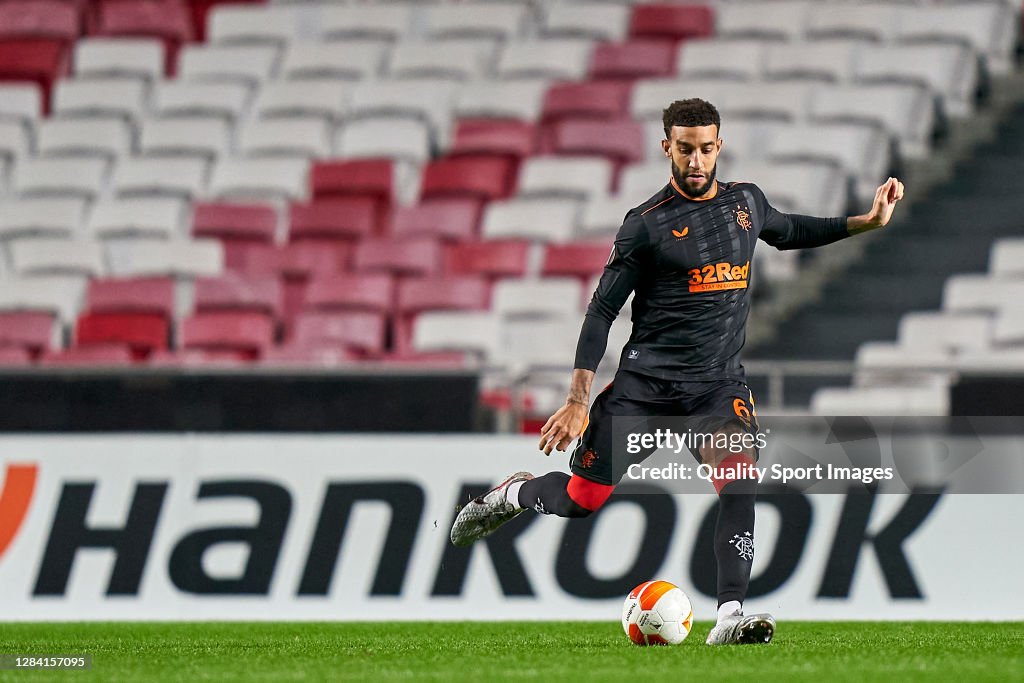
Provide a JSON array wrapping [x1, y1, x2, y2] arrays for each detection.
[[569, 369, 759, 486]]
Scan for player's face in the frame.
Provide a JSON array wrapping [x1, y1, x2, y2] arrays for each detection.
[[663, 125, 722, 198]]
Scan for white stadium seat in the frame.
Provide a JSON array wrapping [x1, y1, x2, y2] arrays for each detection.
[[580, 194, 646, 236], [493, 278, 583, 319], [52, 79, 147, 122], [87, 198, 188, 240], [178, 45, 279, 85], [412, 311, 500, 358], [0, 121, 29, 161], [500, 317, 579, 370], [804, 3, 899, 42], [724, 159, 847, 217], [482, 197, 580, 243], [208, 5, 300, 45], [715, 1, 812, 42], [106, 240, 224, 278], [422, 4, 528, 42], [620, 163, 671, 200], [139, 118, 232, 160], [943, 275, 1024, 313], [334, 118, 432, 164], [36, 119, 132, 159], [958, 348, 1024, 373], [239, 119, 331, 159], [894, 2, 1016, 75], [677, 39, 766, 81], [208, 158, 310, 200], [0, 84, 41, 128], [631, 78, 735, 122], [541, 3, 630, 41], [255, 80, 349, 122], [810, 83, 934, 159], [114, 158, 209, 199], [855, 342, 953, 374], [811, 386, 949, 416], [898, 312, 993, 353], [73, 38, 165, 81], [281, 42, 387, 81], [154, 81, 251, 121], [495, 40, 593, 81], [320, 6, 413, 43], [989, 239, 1024, 277], [14, 158, 108, 200], [716, 119, 782, 164], [349, 80, 456, 146], [455, 81, 549, 122], [10, 239, 106, 277], [856, 44, 978, 118], [0, 197, 86, 240], [0, 276, 87, 323], [763, 40, 861, 84], [721, 81, 814, 123], [387, 41, 496, 81], [517, 157, 614, 200]]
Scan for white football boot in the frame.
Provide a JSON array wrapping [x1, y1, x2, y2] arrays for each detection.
[[450, 471, 534, 547], [705, 609, 776, 645]]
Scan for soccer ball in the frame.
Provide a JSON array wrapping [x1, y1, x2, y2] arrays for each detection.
[[621, 580, 693, 646]]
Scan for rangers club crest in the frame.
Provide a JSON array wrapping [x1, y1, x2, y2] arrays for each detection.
[[729, 531, 754, 560], [733, 205, 753, 231]]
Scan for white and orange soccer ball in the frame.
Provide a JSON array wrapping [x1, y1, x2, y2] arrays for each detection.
[[621, 580, 694, 646]]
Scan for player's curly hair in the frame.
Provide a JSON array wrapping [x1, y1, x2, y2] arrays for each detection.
[[662, 98, 721, 138]]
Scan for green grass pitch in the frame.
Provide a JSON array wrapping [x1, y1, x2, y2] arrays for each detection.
[[1, 622, 1021, 682]]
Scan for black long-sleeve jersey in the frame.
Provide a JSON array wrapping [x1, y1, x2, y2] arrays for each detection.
[[574, 177, 850, 381]]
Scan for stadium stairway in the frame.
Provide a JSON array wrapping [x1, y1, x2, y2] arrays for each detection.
[[747, 89, 1024, 406]]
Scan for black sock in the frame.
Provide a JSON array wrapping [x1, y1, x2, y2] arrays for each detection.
[[516, 472, 592, 518], [714, 478, 756, 607]]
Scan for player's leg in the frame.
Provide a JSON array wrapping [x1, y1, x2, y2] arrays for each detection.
[[688, 383, 775, 645]]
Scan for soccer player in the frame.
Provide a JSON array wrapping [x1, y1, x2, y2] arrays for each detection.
[[450, 99, 905, 644]]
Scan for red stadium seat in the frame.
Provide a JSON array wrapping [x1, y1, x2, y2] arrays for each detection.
[[419, 156, 516, 202], [289, 197, 378, 246], [292, 310, 387, 355], [545, 119, 646, 182], [449, 119, 537, 161], [0, 1, 79, 44], [304, 273, 393, 313], [0, 39, 69, 113], [389, 198, 483, 241], [396, 276, 490, 316], [40, 344, 135, 366], [0, 311, 58, 358], [75, 313, 168, 357], [310, 159, 393, 206], [194, 273, 283, 320], [542, 242, 612, 280], [86, 277, 176, 317], [353, 237, 442, 277], [181, 311, 275, 360], [260, 344, 358, 366], [244, 242, 344, 333], [444, 240, 530, 280], [0, 346, 32, 365], [589, 40, 676, 82], [541, 81, 632, 123], [628, 3, 715, 43], [192, 202, 278, 271], [92, 0, 194, 75]]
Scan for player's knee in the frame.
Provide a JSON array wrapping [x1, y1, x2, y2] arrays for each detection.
[[565, 474, 614, 515]]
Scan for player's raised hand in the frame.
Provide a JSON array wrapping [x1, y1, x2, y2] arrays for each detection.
[[868, 176, 905, 228], [538, 401, 588, 455]]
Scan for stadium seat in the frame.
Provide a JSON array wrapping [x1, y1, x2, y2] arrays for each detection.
[[177, 44, 278, 86], [544, 119, 645, 169], [580, 194, 646, 236], [0, 197, 85, 240], [245, 242, 340, 280], [153, 80, 250, 121], [677, 38, 766, 81], [40, 344, 136, 366], [855, 44, 977, 118], [10, 239, 105, 277], [334, 118, 432, 165], [542, 243, 611, 281], [894, 2, 1015, 75], [482, 197, 579, 242], [943, 275, 1024, 313], [36, 118, 131, 159], [719, 82, 813, 123], [14, 157, 106, 200], [113, 158, 208, 199], [0, 311, 59, 358], [493, 278, 583, 319], [181, 310, 275, 360], [87, 197, 187, 240], [0, 1, 77, 44], [419, 156, 516, 202], [53, 79, 147, 122], [85, 276, 175, 317], [390, 198, 483, 242], [73, 38, 165, 81], [353, 237, 442, 277], [0, 83, 42, 126], [990, 239, 1024, 277], [106, 239, 223, 278], [0, 39, 68, 114], [588, 40, 676, 82], [139, 118, 231, 160], [804, 3, 898, 42], [310, 159, 393, 205], [281, 42, 386, 81], [191, 202, 278, 270], [255, 80, 349, 123], [92, 0, 193, 74], [517, 157, 614, 199], [0, 120, 28, 165], [898, 312, 992, 353], [541, 3, 631, 42], [496, 40, 593, 82], [395, 276, 490, 352], [500, 317, 579, 369], [763, 40, 860, 84], [194, 273, 283, 322], [422, 4, 528, 42], [412, 310, 500, 358], [541, 81, 632, 124], [209, 158, 310, 201], [619, 162, 671, 200], [291, 310, 387, 355], [630, 78, 734, 121], [0, 276, 86, 323], [304, 273, 393, 313], [387, 41, 496, 81], [348, 80, 456, 148], [855, 342, 953, 376], [75, 312, 169, 357], [207, 5, 300, 45], [628, 3, 715, 43], [455, 81, 549, 122], [239, 119, 331, 159], [260, 345, 357, 367], [319, 5, 413, 43], [444, 240, 530, 280], [993, 307, 1024, 346], [810, 83, 934, 159], [289, 197, 378, 265], [449, 119, 537, 162], [715, 1, 810, 42], [810, 387, 949, 416], [727, 159, 846, 217]]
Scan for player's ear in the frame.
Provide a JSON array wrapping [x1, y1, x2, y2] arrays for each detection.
[[661, 138, 671, 158]]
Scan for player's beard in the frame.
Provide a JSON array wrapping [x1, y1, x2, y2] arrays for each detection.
[[672, 160, 717, 199]]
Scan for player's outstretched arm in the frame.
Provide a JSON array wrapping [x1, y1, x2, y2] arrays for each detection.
[[538, 369, 594, 455], [847, 176, 905, 235]]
